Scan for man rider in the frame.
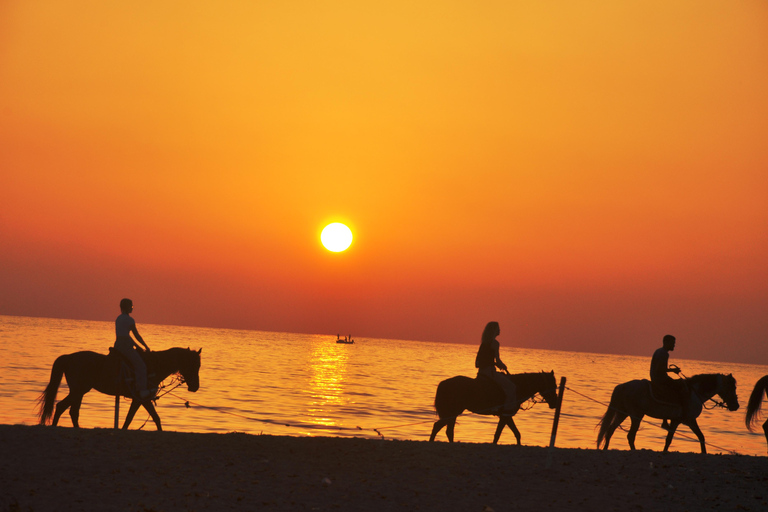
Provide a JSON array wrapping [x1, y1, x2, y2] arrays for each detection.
[[650, 334, 688, 430]]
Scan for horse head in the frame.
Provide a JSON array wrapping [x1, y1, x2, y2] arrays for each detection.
[[179, 348, 202, 392], [540, 370, 559, 409], [717, 373, 739, 411]]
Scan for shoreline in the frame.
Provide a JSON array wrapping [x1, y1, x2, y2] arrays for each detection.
[[2, 424, 766, 511]]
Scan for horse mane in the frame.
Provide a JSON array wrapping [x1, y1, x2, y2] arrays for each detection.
[[686, 373, 722, 392], [509, 370, 552, 378]]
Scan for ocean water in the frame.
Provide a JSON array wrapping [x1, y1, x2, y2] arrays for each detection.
[[1, 315, 766, 456]]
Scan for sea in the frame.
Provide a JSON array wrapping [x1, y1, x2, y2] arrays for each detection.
[[1, 315, 766, 456]]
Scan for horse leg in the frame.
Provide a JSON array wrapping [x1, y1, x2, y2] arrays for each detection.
[[446, 418, 456, 442], [68, 395, 84, 428], [627, 415, 643, 450], [122, 400, 141, 430], [492, 417, 506, 445], [663, 420, 681, 452], [685, 419, 706, 454], [143, 400, 162, 431], [498, 416, 521, 446], [603, 412, 628, 450], [430, 418, 449, 442], [52, 394, 74, 427]]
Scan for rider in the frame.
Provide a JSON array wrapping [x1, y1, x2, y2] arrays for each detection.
[[114, 298, 153, 399], [650, 334, 688, 430], [475, 321, 517, 415]]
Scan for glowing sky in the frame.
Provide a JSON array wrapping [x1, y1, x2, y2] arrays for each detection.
[[1, 1, 767, 364]]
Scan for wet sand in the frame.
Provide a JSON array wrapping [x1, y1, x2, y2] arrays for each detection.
[[1, 424, 766, 511]]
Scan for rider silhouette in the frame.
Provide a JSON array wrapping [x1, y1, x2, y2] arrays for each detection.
[[475, 321, 517, 415], [114, 298, 153, 399], [650, 334, 688, 430]]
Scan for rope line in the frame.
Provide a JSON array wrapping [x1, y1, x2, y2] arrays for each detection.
[[160, 391, 546, 439], [134, 376, 740, 454]]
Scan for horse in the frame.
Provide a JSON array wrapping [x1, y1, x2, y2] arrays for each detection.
[[745, 375, 768, 453], [429, 371, 558, 444], [38, 347, 202, 431], [596, 373, 739, 454]]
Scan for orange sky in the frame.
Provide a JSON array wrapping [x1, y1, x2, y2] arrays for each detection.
[[2, 1, 767, 364]]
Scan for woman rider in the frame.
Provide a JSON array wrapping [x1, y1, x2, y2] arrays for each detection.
[[475, 321, 517, 415]]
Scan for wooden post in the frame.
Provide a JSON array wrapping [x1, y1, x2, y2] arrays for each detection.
[[546, 376, 567, 468], [114, 395, 120, 429]]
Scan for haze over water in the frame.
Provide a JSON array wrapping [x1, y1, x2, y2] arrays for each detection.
[[1, 315, 765, 456]]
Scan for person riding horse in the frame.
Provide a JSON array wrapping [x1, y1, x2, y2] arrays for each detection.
[[650, 334, 688, 430], [114, 298, 154, 399], [475, 321, 516, 415]]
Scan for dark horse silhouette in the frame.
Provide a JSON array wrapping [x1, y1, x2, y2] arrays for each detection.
[[430, 371, 558, 444], [597, 373, 738, 454], [745, 375, 768, 453], [38, 347, 202, 431]]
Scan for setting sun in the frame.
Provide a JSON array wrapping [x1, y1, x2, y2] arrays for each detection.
[[321, 223, 353, 252]]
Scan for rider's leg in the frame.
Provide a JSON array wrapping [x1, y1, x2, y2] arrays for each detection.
[[117, 346, 150, 398], [493, 374, 517, 414], [676, 380, 690, 416]]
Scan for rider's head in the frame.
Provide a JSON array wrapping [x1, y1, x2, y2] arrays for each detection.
[[482, 321, 500, 343], [120, 298, 133, 314], [663, 334, 676, 351]]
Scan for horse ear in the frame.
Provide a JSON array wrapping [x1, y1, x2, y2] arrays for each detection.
[[197, 348, 202, 355]]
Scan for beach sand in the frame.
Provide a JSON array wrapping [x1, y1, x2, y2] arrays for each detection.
[[1, 424, 766, 511]]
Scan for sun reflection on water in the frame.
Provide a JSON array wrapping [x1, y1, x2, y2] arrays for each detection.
[[306, 338, 350, 427]]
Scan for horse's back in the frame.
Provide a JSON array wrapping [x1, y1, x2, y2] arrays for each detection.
[[616, 379, 649, 393], [435, 375, 476, 397], [434, 375, 483, 418]]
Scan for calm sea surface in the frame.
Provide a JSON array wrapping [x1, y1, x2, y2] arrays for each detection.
[[1, 315, 766, 456]]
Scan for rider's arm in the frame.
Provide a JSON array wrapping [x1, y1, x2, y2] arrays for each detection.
[[494, 346, 508, 372], [131, 326, 150, 351]]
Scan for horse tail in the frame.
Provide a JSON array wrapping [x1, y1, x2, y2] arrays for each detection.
[[745, 375, 768, 431], [37, 355, 67, 425], [596, 384, 623, 449]]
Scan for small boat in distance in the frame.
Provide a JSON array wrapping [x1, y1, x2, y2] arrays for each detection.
[[336, 334, 354, 344]]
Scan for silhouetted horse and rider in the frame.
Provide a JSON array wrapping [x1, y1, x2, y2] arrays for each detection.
[[430, 322, 559, 443], [430, 370, 558, 443], [37, 298, 201, 431], [596, 335, 739, 453]]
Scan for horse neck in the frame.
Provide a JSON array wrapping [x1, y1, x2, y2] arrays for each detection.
[[688, 373, 721, 401], [510, 372, 546, 401], [148, 348, 183, 381]]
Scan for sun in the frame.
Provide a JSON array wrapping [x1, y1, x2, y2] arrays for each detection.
[[321, 223, 353, 252]]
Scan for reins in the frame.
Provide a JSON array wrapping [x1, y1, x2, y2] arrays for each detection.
[[676, 371, 730, 410]]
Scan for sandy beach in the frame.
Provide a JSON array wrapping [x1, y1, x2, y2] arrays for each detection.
[[1, 424, 766, 512]]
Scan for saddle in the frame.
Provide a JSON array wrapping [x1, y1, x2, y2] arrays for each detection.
[[648, 381, 680, 407], [474, 373, 509, 414], [107, 347, 155, 399]]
